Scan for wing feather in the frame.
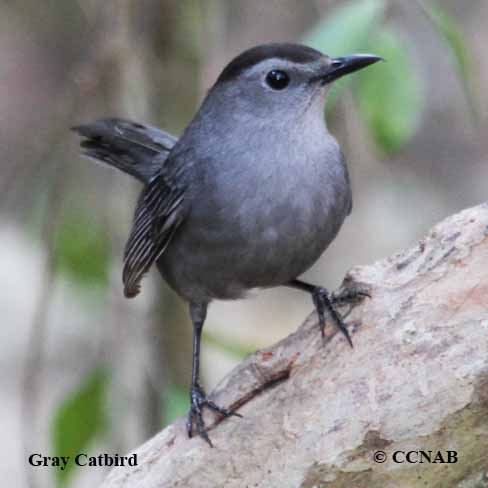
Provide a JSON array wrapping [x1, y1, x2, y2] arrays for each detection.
[[122, 164, 186, 298]]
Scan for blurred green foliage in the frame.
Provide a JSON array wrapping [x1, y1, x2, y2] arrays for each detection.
[[420, 1, 470, 85], [358, 28, 423, 153], [305, 0, 384, 56], [53, 209, 111, 289], [163, 384, 189, 425], [304, 0, 385, 108], [417, 0, 477, 119], [304, 0, 472, 154], [51, 368, 109, 487]]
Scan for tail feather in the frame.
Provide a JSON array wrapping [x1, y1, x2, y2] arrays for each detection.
[[72, 118, 178, 184]]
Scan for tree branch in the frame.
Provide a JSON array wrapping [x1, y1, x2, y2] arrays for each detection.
[[101, 202, 488, 488]]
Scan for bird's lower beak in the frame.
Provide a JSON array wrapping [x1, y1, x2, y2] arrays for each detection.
[[320, 54, 383, 84]]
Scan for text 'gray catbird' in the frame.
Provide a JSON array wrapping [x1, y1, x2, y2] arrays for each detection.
[[73, 43, 382, 446]]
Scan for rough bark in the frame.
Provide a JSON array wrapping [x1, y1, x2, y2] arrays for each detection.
[[101, 203, 488, 488]]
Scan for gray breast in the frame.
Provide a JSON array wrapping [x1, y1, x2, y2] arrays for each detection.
[[158, 129, 351, 303]]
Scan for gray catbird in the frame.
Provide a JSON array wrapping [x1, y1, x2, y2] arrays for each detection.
[[73, 43, 381, 445]]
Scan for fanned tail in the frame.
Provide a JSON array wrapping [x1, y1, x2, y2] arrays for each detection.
[[72, 118, 178, 184]]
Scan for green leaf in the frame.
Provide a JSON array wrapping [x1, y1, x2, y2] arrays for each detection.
[[303, 0, 386, 107], [53, 209, 111, 288], [356, 28, 424, 154], [415, 0, 477, 120], [51, 368, 109, 487], [163, 384, 188, 426]]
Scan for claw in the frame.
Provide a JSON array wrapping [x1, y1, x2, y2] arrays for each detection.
[[332, 286, 371, 306], [187, 384, 241, 446], [312, 289, 328, 338], [205, 398, 243, 418], [288, 279, 368, 348], [312, 287, 356, 347]]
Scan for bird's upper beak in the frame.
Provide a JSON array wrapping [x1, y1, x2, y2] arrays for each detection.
[[318, 54, 383, 84]]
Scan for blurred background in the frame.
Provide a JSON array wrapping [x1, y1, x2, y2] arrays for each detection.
[[1, 0, 487, 486]]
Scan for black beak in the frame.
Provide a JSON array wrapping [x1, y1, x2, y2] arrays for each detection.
[[320, 54, 383, 84]]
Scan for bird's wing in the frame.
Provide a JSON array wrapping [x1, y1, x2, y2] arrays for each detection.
[[122, 159, 187, 298]]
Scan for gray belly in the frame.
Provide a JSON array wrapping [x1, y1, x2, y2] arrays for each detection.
[[158, 166, 350, 303]]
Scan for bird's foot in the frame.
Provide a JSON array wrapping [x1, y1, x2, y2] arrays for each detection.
[[187, 383, 242, 447], [312, 285, 370, 347], [331, 285, 371, 307]]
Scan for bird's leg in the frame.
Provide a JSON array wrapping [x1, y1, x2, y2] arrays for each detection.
[[187, 302, 242, 447], [287, 279, 368, 347]]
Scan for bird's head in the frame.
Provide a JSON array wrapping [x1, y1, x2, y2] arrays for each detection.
[[207, 43, 382, 122]]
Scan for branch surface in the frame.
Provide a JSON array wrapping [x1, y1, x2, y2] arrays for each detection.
[[101, 203, 488, 488]]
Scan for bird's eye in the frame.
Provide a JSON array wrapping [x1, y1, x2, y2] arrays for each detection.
[[265, 70, 290, 90]]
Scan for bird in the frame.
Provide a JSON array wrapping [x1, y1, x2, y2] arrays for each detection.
[[73, 42, 381, 446]]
